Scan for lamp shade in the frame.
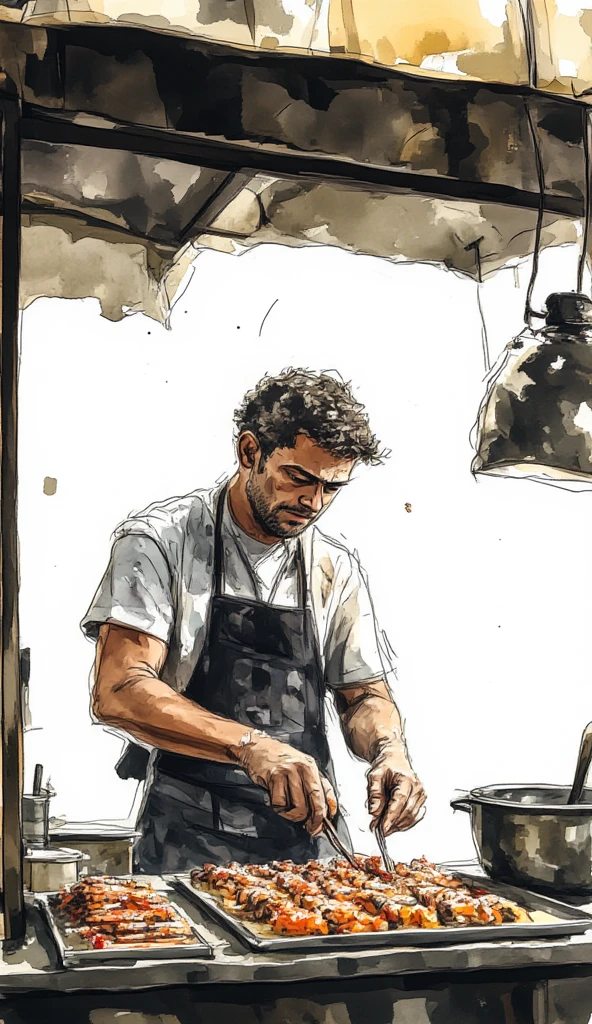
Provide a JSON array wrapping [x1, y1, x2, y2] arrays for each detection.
[[473, 292, 592, 486]]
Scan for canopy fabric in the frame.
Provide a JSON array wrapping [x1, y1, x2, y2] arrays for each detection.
[[0, 8, 588, 321], [20, 218, 196, 322], [18, 166, 579, 322], [4, 1, 592, 101], [19, 141, 228, 320], [197, 179, 579, 279]]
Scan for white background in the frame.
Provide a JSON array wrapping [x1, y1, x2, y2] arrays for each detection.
[[18, 239, 592, 865]]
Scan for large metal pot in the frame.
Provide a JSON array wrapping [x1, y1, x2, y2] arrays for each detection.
[[451, 785, 592, 895]]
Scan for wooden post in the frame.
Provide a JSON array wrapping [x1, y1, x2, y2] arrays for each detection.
[[0, 92, 24, 944]]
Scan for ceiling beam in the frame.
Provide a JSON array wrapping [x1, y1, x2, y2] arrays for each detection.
[[21, 109, 583, 218]]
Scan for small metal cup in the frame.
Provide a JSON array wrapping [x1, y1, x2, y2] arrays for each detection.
[[22, 794, 50, 849]]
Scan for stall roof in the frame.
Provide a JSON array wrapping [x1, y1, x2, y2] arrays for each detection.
[[6, 1, 592, 100], [0, 4, 589, 319]]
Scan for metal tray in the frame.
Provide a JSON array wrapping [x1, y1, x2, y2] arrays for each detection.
[[35, 892, 212, 967], [174, 871, 592, 953]]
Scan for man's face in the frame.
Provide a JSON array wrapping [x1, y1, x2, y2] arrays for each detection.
[[245, 434, 356, 539]]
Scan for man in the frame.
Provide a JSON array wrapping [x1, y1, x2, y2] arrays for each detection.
[[83, 369, 425, 871]]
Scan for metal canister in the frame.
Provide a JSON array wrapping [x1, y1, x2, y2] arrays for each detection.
[[22, 794, 51, 848], [24, 847, 86, 892]]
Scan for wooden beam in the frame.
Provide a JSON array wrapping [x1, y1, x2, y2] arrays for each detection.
[[21, 108, 584, 219], [0, 93, 25, 944]]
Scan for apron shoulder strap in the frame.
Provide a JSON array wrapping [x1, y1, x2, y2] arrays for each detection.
[[213, 483, 227, 597], [296, 538, 308, 611]]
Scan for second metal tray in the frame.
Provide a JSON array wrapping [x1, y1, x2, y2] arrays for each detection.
[[174, 871, 592, 953], [35, 892, 212, 967]]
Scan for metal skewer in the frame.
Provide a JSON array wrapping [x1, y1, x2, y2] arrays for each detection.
[[375, 819, 395, 874]]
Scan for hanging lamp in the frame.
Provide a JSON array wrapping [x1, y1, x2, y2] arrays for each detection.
[[472, 103, 592, 488]]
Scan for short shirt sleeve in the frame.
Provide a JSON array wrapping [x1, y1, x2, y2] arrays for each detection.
[[81, 533, 175, 644], [323, 555, 387, 689]]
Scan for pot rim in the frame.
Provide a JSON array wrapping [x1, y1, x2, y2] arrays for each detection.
[[463, 783, 592, 814]]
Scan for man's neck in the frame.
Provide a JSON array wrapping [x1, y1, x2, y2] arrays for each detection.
[[227, 474, 278, 546]]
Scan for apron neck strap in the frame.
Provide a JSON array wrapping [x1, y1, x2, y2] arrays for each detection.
[[296, 539, 307, 611], [213, 483, 227, 597]]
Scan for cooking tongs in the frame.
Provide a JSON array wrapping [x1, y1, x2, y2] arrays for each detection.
[[321, 817, 359, 869], [322, 816, 395, 875]]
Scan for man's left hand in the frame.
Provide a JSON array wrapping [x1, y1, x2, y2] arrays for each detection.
[[367, 744, 426, 836]]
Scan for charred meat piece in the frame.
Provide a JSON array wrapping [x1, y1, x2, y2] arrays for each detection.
[[352, 890, 417, 918], [435, 892, 482, 926], [321, 900, 388, 934], [274, 874, 321, 909], [476, 894, 531, 924], [320, 880, 358, 902]]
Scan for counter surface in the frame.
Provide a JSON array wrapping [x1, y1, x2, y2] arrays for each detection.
[[2, 864, 592, 995]]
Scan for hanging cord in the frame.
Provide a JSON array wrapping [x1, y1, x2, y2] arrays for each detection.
[[577, 106, 592, 294], [518, 0, 539, 91], [523, 98, 547, 327], [466, 237, 491, 373]]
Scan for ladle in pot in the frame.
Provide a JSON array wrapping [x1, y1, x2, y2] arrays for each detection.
[[568, 722, 592, 804]]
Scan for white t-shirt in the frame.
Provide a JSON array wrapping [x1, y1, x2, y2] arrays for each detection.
[[81, 481, 394, 694]]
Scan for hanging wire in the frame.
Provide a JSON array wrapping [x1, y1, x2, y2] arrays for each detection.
[[476, 283, 491, 374], [518, 0, 538, 91], [466, 237, 491, 373], [523, 98, 547, 327], [577, 106, 592, 295]]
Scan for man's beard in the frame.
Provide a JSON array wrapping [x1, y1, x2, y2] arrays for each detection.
[[246, 473, 314, 539]]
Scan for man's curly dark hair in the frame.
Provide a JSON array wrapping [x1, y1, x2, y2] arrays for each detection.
[[234, 369, 385, 465]]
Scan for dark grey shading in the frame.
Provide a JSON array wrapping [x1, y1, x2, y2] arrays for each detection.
[[134, 771, 343, 872], [474, 293, 592, 481], [21, 141, 229, 246], [452, 785, 592, 896], [190, 0, 251, 30], [0, 973, 567, 1024]]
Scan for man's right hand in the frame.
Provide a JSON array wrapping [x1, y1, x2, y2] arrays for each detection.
[[235, 732, 337, 836], [93, 626, 337, 835]]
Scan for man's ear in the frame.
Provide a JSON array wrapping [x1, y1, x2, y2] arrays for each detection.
[[238, 431, 260, 469]]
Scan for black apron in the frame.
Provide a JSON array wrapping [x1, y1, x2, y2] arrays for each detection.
[[134, 486, 350, 872]]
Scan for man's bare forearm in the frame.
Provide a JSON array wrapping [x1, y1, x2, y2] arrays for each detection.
[[97, 674, 253, 761], [93, 623, 338, 830], [335, 679, 425, 834], [334, 680, 411, 766], [93, 623, 248, 762]]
